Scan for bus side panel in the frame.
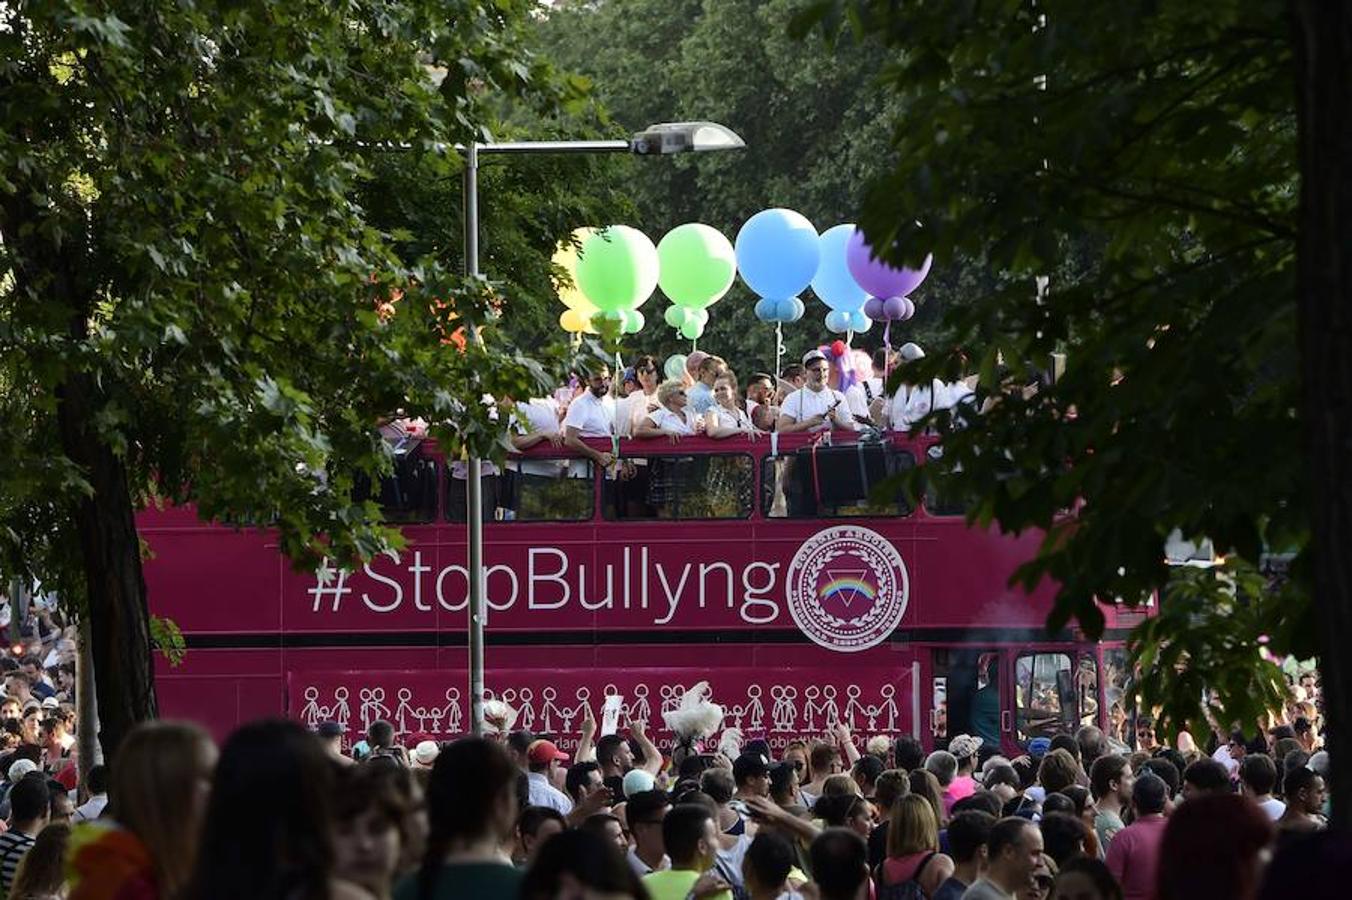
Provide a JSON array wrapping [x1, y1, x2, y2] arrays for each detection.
[[143, 526, 281, 634], [156, 647, 286, 742]]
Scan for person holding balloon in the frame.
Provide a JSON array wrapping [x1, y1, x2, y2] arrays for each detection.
[[704, 375, 760, 439], [775, 349, 856, 434]]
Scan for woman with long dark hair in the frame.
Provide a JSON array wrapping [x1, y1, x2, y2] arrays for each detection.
[[395, 737, 519, 900], [183, 719, 368, 900]]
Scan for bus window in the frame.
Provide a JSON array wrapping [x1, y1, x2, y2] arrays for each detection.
[[1015, 652, 1075, 741], [762, 446, 915, 518], [932, 649, 1002, 750], [1078, 654, 1100, 728], [1103, 648, 1132, 745], [921, 445, 972, 517], [498, 459, 594, 522], [604, 454, 753, 520], [354, 454, 438, 524]]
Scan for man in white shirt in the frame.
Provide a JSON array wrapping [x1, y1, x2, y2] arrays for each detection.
[[1239, 754, 1286, 821], [526, 739, 575, 815], [73, 764, 108, 821], [563, 364, 617, 469], [776, 349, 855, 433]]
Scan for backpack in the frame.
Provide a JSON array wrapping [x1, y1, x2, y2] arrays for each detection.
[[874, 851, 937, 900]]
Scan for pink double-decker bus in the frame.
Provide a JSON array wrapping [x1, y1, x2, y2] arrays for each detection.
[[143, 431, 1143, 756]]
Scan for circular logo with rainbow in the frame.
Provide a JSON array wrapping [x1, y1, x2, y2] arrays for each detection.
[[785, 525, 909, 652]]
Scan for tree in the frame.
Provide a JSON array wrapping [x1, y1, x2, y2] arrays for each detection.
[[0, 0, 585, 758], [530, 0, 984, 370], [794, 0, 1351, 821]]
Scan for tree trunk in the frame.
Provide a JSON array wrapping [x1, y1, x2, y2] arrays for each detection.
[[1291, 0, 1352, 829], [55, 369, 158, 762], [75, 614, 102, 798]]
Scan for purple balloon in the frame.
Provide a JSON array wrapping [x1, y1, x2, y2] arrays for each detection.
[[898, 297, 916, 321], [863, 296, 886, 320], [882, 296, 909, 320], [846, 230, 932, 299]]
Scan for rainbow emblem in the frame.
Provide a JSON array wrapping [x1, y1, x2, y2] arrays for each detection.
[[818, 571, 876, 608]]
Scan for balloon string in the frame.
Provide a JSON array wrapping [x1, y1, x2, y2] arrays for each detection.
[[846, 328, 854, 348], [692, 338, 698, 354], [774, 321, 785, 387]]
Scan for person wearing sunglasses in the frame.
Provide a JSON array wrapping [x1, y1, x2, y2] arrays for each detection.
[[635, 380, 701, 442]]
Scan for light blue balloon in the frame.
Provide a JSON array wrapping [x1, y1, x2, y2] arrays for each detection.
[[664, 354, 688, 379], [754, 297, 779, 322], [735, 209, 821, 301], [848, 310, 872, 332], [825, 309, 852, 333], [774, 297, 805, 322], [812, 224, 870, 312]]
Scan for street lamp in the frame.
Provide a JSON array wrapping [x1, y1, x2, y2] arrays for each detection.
[[462, 121, 744, 736]]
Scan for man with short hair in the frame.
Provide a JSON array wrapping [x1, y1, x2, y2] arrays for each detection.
[[961, 816, 1043, 900], [935, 810, 995, 900], [1276, 767, 1327, 834], [367, 720, 397, 759], [3, 673, 31, 708], [563, 364, 617, 469], [73, 763, 108, 821], [780, 364, 806, 391], [1181, 758, 1232, 800], [581, 811, 628, 852], [850, 755, 884, 800], [1075, 725, 1108, 770], [0, 773, 49, 892], [732, 752, 772, 810], [809, 828, 869, 900], [777, 350, 854, 433], [894, 736, 925, 772], [801, 742, 842, 808], [526, 740, 574, 815], [742, 831, 796, 900], [1089, 754, 1132, 851], [507, 729, 535, 771], [1239, 753, 1285, 820], [625, 788, 672, 877], [19, 659, 53, 702], [643, 803, 732, 900], [1104, 774, 1169, 900], [565, 760, 605, 808]]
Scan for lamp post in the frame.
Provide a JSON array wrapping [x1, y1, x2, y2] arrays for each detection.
[[461, 122, 744, 735]]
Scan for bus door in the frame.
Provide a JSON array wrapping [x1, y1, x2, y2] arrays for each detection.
[[1012, 647, 1102, 745], [927, 647, 1008, 754]]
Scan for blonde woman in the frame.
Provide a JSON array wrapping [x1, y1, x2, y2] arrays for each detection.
[[880, 794, 954, 895], [634, 380, 700, 442], [69, 722, 217, 900], [704, 375, 759, 439]]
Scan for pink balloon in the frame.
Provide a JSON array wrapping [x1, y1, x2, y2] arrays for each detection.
[[846, 230, 932, 299]]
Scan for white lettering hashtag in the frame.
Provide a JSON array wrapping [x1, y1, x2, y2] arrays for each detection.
[[309, 562, 352, 613]]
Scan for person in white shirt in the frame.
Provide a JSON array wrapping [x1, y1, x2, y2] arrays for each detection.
[[563, 364, 617, 469], [845, 348, 894, 425], [745, 372, 774, 419], [616, 355, 661, 437], [1239, 754, 1286, 821], [776, 349, 855, 433], [705, 376, 759, 438], [526, 739, 575, 815], [635, 380, 700, 441], [73, 763, 108, 821]]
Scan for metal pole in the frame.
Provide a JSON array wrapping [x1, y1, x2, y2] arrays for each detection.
[[462, 142, 486, 737]]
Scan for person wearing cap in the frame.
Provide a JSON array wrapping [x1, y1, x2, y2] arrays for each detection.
[[776, 349, 854, 434], [412, 740, 440, 770], [871, 342, 962, 433], [526, 739, 574, 815], [315, 721, 352, 766], [1104, 773, 1168, 900], [945, 735, 983, 811], [730, 752, 772, 817]]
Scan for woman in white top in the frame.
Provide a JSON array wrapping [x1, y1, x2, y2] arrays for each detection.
[[704, 375, 759, 439], [635, 380, 700, 442]]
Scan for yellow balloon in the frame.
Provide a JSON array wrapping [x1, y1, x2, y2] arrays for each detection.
[[559, 308, 596, 334], [553, 227, 598, 313]]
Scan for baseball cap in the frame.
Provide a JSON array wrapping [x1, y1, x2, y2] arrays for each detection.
[[7, 758, 36, 782], [1027, 737, 1051, 759], [527, 739, 570, 766], [733, 752, 771, 784], [802, 349, 828, 366], [413, 740, 440, 766], [622, 769, 656, 798], [949, 734, 983, 761], [316, 721, 343, 739], [40, 697, 58, 711]]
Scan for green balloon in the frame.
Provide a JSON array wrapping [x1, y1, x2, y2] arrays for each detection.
[[657, 223, 737, 310], [575, 226, 660, 313]]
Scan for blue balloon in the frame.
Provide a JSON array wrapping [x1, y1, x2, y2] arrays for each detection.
[[735, 209, 821, 301], [848, 310, 872, 332], [774, 297, 805, 323], [825, 309, 852, 333], [812, 224, 870, 312], [754, 297, 779, 322]]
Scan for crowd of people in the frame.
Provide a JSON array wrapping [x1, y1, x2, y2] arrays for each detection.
[[0, 665, 1335, 900]]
